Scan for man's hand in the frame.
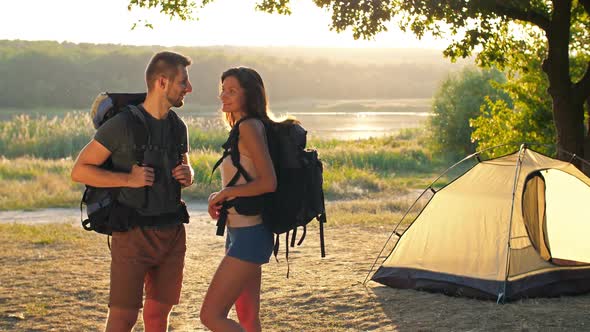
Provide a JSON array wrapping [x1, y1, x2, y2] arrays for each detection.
[[126, 164, 155, 188], [172, 163, 194, 187]]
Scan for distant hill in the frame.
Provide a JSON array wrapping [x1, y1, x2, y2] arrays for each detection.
[[0, 40, 470, 109], [198, 45, 470, 65]]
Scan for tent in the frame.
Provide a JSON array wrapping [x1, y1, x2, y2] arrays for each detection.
[[370, 145, 590, 302]]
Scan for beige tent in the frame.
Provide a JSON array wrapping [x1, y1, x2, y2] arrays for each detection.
[[371, 145, 590, 302]]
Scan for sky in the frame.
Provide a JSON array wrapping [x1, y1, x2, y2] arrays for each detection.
[[0, 0, 448, 49]]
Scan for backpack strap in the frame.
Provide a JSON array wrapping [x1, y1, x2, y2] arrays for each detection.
[[127, 105, 150, 162], [168, 110, 187, 162], [319, 213, 326, 258], [272, 231, 293, 278], [211, 128, 238, 179], [167, 110, 187, 203], [211, 116, 255, 177], [225, 116, 259, 182], [212, 116, 259, 236], [126, 105, 150, 208]]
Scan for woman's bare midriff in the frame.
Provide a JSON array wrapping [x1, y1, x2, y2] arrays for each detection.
[[226, 211, 263, 228]]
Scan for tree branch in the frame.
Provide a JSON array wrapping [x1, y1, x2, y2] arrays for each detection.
[[480, 0, 556, 31], [491, 1, 551, 31], [573, 61, 590, 103], [580, 0, 590, 16]]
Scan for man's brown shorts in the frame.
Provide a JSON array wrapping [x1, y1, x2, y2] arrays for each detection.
[[109, 224, 186, 309]]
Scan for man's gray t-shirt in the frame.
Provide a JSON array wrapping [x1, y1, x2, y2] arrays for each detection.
[[94, 105, 188, 218]]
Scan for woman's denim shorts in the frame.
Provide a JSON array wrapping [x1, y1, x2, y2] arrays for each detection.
[[225, 223, 274, 264]]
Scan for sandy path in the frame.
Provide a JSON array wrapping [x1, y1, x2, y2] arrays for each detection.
[[2, 206, 590, 331], [0, 202, 210, 225]]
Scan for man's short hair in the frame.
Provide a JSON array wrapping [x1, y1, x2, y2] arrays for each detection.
[[145, 51, 192, 90]]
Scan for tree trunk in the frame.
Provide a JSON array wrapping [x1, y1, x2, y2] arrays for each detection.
[[544, 1, 586, 165], [584, 98, 590, 174], [552, 96, 585, 161]]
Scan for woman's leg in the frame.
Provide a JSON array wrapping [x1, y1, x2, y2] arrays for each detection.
[[235, 267, 262, 332], [200, 255, 261, 332]]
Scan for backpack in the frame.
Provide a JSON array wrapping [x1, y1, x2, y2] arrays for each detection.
[[81, 92, 189, 236], [212, 117, 327, 261]]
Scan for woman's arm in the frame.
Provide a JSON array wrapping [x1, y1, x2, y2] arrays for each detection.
[[209, 119, 276, 206]]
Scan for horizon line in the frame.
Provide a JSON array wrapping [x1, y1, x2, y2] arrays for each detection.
[[0, 38, 447, 51]]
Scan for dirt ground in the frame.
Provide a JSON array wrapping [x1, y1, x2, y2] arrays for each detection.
[[2, 212, 590, 331]]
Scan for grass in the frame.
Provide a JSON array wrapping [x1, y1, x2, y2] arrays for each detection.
[[326, 197, 423, 227], [0, 157, 82, 210], [3, 220, 590, 331], [0, 223, 84, 245], [0, 112, 228, 159], [0, 153, 440, 210], [0, 112, 445, 210]]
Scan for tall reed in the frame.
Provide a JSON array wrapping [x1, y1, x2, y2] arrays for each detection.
[[0, 113, 440, 209]]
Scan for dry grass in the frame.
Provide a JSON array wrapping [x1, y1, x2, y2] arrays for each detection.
[[2, 217, 590, 331]]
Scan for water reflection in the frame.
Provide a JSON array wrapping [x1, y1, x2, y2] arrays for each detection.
[[287, 112, 431, 140], [185, 98, 433, 140], [0, 98, 433, 140]]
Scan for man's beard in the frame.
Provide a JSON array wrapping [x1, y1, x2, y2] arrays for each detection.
[[168, 94, 184, 108]]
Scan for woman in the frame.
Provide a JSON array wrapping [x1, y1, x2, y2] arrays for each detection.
[[200, 67, 277, 332]]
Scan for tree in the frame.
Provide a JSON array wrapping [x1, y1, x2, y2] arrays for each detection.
[[470, 46, 557, 158], [429, 67, 509, 161], [127, 0, 590, 165]]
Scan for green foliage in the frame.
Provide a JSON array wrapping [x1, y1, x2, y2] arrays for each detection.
[[148, 0, 590, 159], [128, 0, 199, 21], [322, 147, 433, 174], [0, 40, 458, 110], [428, 66, 510, 161], [181, 150, 223, 200], [470, 67, 556, 158], [0, 128, 442, 209], [0, 157, 83, 210], [0, 112, 226, 159], [183, 117, 227, 150], [0, 112, 94, 159], [127, 1, 588, 66]]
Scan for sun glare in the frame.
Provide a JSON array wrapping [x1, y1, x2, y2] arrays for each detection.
[[1, 0, 446, 49]]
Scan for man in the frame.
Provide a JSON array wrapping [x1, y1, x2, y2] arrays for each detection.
[[71, 51, 194, 331]]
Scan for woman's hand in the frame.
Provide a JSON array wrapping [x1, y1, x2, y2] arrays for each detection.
[[207, 191, 226, 219]]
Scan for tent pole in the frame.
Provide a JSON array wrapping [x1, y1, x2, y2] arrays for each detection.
[[362, 187, 433, 285], [363, 148, 491, 285], [499, 143, 528, 303]]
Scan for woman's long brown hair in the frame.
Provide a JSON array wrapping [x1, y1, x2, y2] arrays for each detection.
[[220, 67, 271, 128]]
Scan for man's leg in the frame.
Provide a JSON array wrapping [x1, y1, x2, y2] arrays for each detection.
[[108, 230, 151, 332], [143, 225, 186, 331], [143, 299, 173, 332], [105, 307, 140, 332]]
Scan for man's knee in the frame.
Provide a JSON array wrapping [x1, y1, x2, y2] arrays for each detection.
[[106, 307, 139, 331], [143, 299, 173, 325]]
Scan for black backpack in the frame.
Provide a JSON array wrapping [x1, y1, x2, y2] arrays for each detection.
[[212, 117, 327, 260], [80, 92, 189, 236]]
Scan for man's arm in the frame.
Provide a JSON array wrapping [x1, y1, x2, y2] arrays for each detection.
[[71, 139, 154, 188]]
